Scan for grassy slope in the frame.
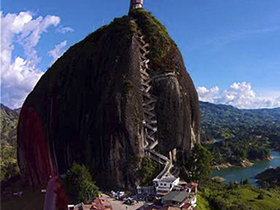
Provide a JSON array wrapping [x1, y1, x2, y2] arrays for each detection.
[[197, 183, 280, 210], [234, 188, 280, 210], [196, 192, 211, 210]]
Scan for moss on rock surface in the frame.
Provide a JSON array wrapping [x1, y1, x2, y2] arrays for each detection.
[[17, 9, 200, 190], [130, 9, 173, 71]]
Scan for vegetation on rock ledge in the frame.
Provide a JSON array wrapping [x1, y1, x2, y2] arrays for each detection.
[[181, 143, 213, 186], [63, 163, 99, 204]]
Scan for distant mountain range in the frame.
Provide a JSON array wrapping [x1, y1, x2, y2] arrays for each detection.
[[199, 101, 280, 144], [200, 101, 280, 128]]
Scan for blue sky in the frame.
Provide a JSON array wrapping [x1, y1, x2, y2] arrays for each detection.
[[1, 0, 280, 109]]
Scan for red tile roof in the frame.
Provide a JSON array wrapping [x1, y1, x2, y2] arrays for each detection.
[[187, 183, 198, 187], [182, 203, 192, 209]]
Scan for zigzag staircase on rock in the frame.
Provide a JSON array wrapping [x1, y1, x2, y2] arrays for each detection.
[[136, 27, 176, 179]]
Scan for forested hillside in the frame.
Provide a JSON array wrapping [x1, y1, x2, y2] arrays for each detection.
[[0, 104, 19, 181], [200, 102, 280, 128], [1, 104, 19, 145], [200, 102, 280, 148]]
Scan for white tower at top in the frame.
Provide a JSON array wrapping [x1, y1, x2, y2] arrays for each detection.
[[129, 0, 144, 12]]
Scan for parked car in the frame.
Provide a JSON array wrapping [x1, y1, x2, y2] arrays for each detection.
[[111, 190, 125, 200], [123, 197, 137, 205]]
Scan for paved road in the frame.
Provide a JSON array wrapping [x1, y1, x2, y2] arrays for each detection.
[[102, 194, 146, 210]]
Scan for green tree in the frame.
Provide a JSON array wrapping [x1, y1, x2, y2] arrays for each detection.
[[64, 163, 99, 203], [184, 143, 213, 185], [138, 157, 160, 185], [261, 181, 269, 190], [241, 178, 251, 186], [257, 191, 264, 200], [0, 144, 19, 181]]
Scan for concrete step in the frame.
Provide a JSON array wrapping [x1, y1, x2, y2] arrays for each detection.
[[148, 140, 158, 150], [143, 115, 157, 123], [142, 50, 150, 57], [144, 110, 156, 118], [150, 150, 169, 162], [140, 61, 149, 69], [139, 37, 146, 45], [143, 99, 157, 106], [140, 73, 149, 81], [141, 80, 152, 87], [144, 123, 157, 132], [143, 85, 152, 93], [146, 105, 155, 111], [140, 54, 147, 60], [146, 129, 157, 137], [140, 69, 149, 77], [146, 135, 155, 142], [140, 46, 149, 54]]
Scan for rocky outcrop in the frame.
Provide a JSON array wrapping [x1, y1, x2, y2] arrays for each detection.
[[129, 10, 200, 157], [17, 9, 200, 190]]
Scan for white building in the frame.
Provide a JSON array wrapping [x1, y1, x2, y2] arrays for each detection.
[[185, 193, 197, 208], [153, 174, 180, 196], [133, 0, 144, 9], [67, 204, 74, 210]]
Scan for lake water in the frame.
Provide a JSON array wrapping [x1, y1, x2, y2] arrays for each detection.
[[211, 150, 280, 186]]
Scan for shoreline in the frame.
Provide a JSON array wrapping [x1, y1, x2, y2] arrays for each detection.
[[211, 151, 279, 185], [211, 157, 273, 170]]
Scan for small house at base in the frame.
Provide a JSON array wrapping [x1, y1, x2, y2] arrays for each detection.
[[161, 191, 197, 209], [173, 182, 198, 194], [162, 191, 189, 207], [153, 174, 180, 196], [186, 183, 198, 193]]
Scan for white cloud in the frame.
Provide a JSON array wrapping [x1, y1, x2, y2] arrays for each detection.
[[48, 40, 67, 64], [56, 26, 74, 34], [197, 82, 280, 109], [0, 11, 70, 109], [197, 86, 219, 103]]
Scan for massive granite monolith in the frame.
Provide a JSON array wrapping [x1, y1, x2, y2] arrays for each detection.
[[17, 9, 200, 190]]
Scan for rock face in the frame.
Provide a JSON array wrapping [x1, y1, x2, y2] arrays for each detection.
[[17, 9, 200, 190]]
